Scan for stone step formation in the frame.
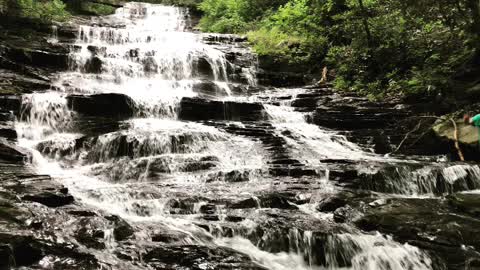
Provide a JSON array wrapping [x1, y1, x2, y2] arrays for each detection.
[[0, 2, 480, 270]]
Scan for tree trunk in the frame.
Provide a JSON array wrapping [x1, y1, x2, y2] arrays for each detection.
[[357, 0, 373, 46], [466, 0, 480, 34]]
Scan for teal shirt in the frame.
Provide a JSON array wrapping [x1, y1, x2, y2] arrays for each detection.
[[473, 114, 480, 127]]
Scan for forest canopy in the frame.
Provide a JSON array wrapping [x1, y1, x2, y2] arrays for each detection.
[[199, 0, 480, 99]]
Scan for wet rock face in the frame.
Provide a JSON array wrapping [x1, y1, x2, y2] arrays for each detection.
[[0, 104, 18, 141], [448, 193, 480, 216], [6, 4, 480, 270], [75, 226, 106, 250], [0, 141, 30, 163], [193, 57, 215, 80], [1, 45, 69, 70], [354, 197, 480, 269], [12, 173, 75, 208], [144, 245, 267, 270], [0, 162, 104, 269], [192, 80, 229, 97], [0, 18, 78, 95], [433, 118, 480, 161], [206, 170, 250, 183], [22, 192, 73, 208], [67, 93, 136, 118], [202, 34, 248, 44], [0, 95, 21, 113], [257, 70, 307, 87], [179, 97, 266, 121], [316, 196, 348, 212], [84, 56, 103, 73], [354, 163, 480, 195], [106, 215, 134, 241]]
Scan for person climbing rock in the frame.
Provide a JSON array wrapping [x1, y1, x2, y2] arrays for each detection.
[[464, 114, 480, 126], [465, 114, 480, 151]]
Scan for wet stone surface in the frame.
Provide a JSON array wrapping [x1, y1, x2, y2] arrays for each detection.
[[1, 2, 480, 270]]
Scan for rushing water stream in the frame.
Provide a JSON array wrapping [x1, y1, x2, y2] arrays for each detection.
[[13, 2, 480, 269]]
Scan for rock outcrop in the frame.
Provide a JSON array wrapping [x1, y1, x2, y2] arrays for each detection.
[[433, 118, 480, 160], [67, 93, 136, 118], [179, 97, 266, 121]]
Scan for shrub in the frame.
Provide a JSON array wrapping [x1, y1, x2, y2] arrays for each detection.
[[17, 0, 70, 21]]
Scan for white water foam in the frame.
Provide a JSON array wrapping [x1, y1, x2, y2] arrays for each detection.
[[14, 3, 440, 270]]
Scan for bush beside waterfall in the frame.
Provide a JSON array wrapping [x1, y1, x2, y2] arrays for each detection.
[[199, 0, 480, 100], [0, 0, 70, 21]]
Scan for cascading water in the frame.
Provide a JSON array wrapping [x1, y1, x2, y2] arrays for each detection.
[[14, 2, 453, 269]]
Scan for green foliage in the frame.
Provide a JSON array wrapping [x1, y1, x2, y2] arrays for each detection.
[[82, 2, 116, 16], [324, 0, 479, 98], [198, 0, 289, 33], [201, 0, 480, 98], [0, 0, 70, 21]]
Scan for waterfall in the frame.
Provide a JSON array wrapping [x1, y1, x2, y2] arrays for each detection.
[[13, 2, 448, 269]]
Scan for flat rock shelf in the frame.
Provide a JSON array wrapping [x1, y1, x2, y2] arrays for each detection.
[[1, 2, 480, 270]]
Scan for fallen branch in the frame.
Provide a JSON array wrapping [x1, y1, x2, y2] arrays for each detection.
[[391, 115, 465, 161], [392, 121, 423, 153], [449, 118, 465, 161]]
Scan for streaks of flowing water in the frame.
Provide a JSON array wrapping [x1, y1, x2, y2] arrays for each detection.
[[47, 25, 59, 44], [18, 92, 74, 141], [15, 2, 439, 270], [264, 104, 373, 163], [52, 3, 239, 117], [325, 233, 432, 270]]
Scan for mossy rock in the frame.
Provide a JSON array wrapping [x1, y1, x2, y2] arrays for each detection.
[[433, 118, 479, 146]]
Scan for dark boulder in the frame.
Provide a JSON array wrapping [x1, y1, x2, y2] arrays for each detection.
[[228, 197, 259, 209], [199, 204, 216, 214], [259, 194, 298, 210], [105, 215, 134, 241], [0, 234, 43, 267], [229, 194, 297, 210], [192, 80, 228, 97], [179, 97, 266, 121], [448, 192, 480, 217], [22, 191, 74, 208], [142, 56, 158, 74], [0, 122, 17, 140], [206, 170, 250, 183], [0, 244, 14, 269], [165, 198, 197, 215], [0, 141, 31, 163], [20, 176, 74, 208], [84, 56, 103, 74], [87, 45, 106, 56], [1, 45, 69, 70], [225, 216, 245, 222], [333, 205, 362, 223], [0, 111, 14, 122], [355, 198, 480, 269], [75, 227, 106, 250], [67, 93, 136, 118], [316, 196, 348, 213], [0, 95, 21, 113], [193, 57, 215, 79], [433, 118, 480, 161], [202, 34, 248, 44], [152, 231, 189, 243]]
